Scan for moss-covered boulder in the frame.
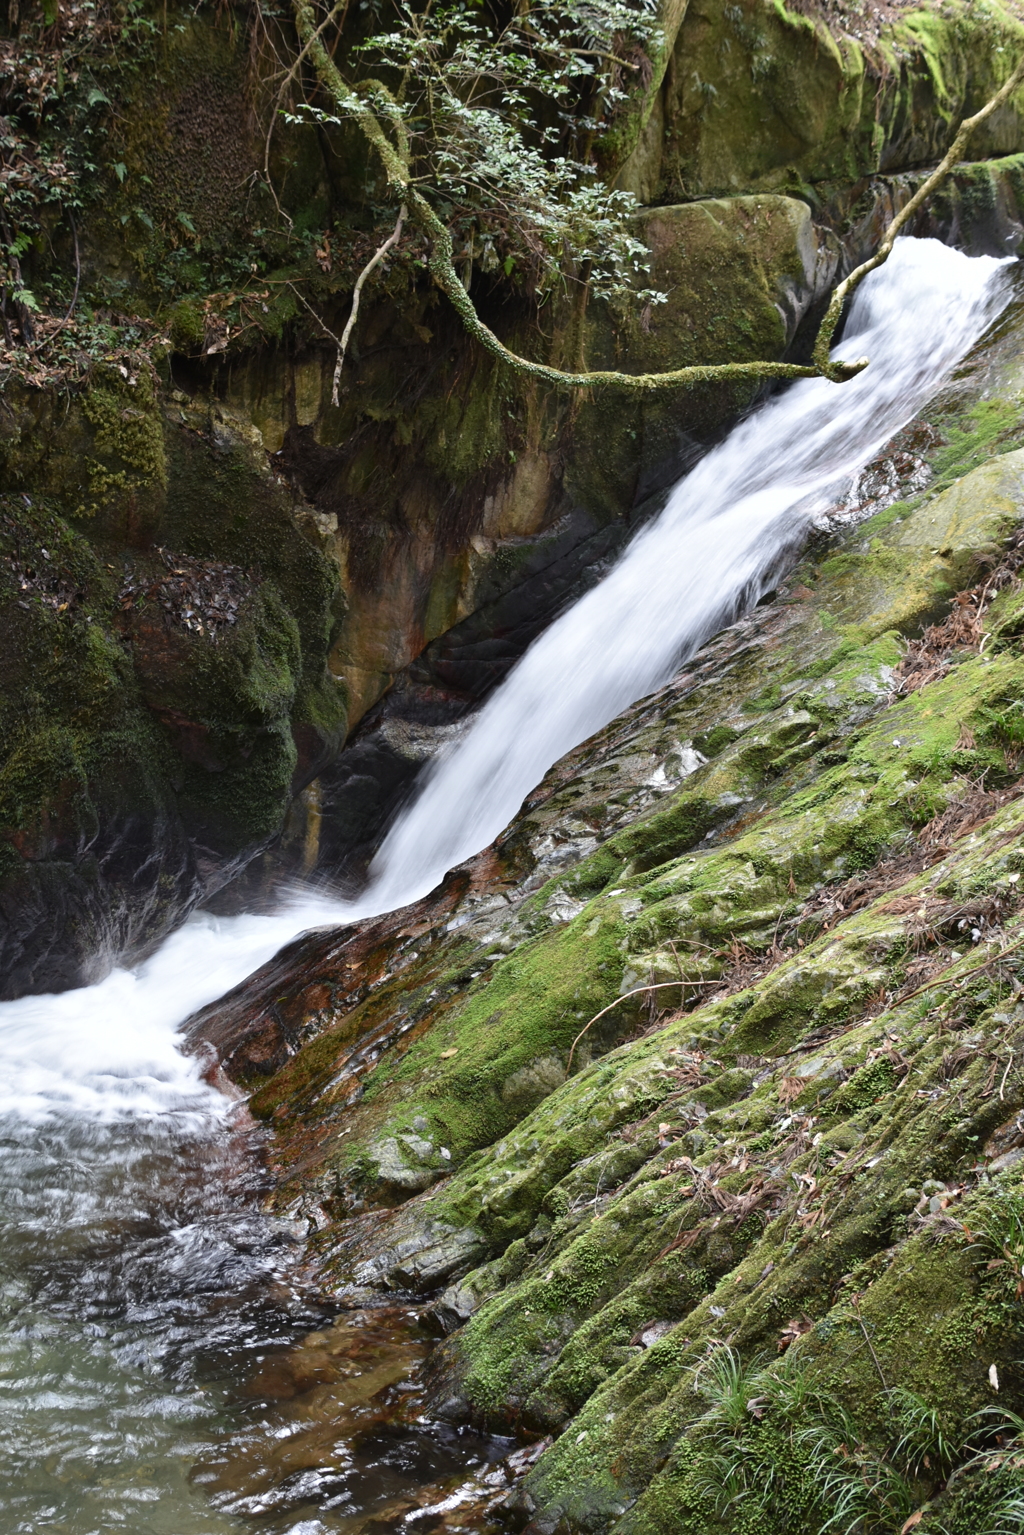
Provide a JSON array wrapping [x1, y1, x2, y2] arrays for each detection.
[[618, 0, 1024, 203], [0, 376, 345, 995]]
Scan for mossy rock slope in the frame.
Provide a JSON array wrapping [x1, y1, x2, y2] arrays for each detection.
[[187, 401, 1024, 1532], [0, 373, 345, 995]]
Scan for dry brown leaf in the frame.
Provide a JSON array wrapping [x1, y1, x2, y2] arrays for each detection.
[[777, 1316, 813, 1351]]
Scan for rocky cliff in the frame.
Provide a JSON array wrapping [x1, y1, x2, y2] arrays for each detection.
[[6, 0, 1024, 1529]]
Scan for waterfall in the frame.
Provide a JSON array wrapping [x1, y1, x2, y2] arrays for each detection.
[[0, 235, 1011, 1534], [363, 238, 1011, 913], [0, 238, 1012, 1124]]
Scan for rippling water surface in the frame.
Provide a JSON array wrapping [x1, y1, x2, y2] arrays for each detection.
[[0, 908, 509, 1533]]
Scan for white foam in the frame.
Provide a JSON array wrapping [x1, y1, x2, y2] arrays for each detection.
[[0, 895, 343, 1121]]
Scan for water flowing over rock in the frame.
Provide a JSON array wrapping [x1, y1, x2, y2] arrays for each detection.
[[183, 240, 1024, 1533], [8, 2, 1024, 1530]]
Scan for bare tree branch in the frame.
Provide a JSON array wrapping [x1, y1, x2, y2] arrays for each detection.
[[333, 200, 406, 404], [260, 0, 350, 232], [812, 55, 1024, 374]]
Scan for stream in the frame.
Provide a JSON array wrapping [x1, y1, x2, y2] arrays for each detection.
[[0, 239, 1015, 1533]]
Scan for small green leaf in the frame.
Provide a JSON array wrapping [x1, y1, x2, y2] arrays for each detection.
[[87, 87, 110, 107], [113, 162, 126, 183]]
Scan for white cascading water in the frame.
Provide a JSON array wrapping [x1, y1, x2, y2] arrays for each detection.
[[363, 237, 1013, 910], [0, 239, 1012, 1121], [0, 238, 1015, 1532]]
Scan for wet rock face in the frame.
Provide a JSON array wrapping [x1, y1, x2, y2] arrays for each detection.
[[4, 1, 1024, 1004], [0, 780, 200, 1000], [313, 496, 669, 880], [305, 194, 841, 880], [621, 0, 1024, 203], [0, 191, 837, 983], [0, 393, 345, 996], [298, 167, 1024, 883]]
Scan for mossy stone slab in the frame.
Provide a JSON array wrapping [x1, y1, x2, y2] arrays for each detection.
[[892, 444, 1024, 557]]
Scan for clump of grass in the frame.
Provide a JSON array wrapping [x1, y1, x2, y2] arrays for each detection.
[[682, 1344, 1024, 1535]]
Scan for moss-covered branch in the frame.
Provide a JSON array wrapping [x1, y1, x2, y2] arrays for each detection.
[[293, 0, 1021, 395], [812, 54, 1024, 374]]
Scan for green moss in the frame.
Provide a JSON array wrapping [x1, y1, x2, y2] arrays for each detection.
[[192, 357, 1024, 1532], [168, 299, 205, 355], [0, 367, 347, 974], [930, 398, 1024, 493], [692, 723, 740, 757], [824, 1057, 898, 1116], [79, 369, 168, 518], [741, 682, 784, 714], [657, 0, 1024, 203]]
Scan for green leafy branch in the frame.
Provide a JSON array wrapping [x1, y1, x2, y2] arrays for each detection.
[[290, 0, 1024, 398]]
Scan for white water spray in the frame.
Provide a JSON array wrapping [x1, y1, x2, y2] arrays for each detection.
[[0, 896, 344, 1121], [0, 238, 1011, 1122]]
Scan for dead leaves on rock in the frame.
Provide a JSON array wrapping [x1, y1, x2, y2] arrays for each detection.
[[779, 1075, 806, 1106], [117, 546, 252, 638], [656, 1155, 782, 1259], [893, 591, 987, 695], [2, 545, 85, 616], [891, 530, 1024, 697], [777, 1315, 813, 1352]]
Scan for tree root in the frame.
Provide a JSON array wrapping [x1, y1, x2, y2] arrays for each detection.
[[333, 201, 406, 405]]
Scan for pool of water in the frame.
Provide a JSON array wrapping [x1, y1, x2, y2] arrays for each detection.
[[0, 1103, 514, 1535]]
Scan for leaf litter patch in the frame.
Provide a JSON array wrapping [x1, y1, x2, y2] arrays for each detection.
[[117, 546, 254, 638]]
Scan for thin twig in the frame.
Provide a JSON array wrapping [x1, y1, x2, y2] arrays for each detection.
[[332, 201, 406, 404], [566, 981, 704, 1072], [287, 280, 342, 346], [261, 0, 350, 229], [897, 933, 1024, 1010], [1000, 1049, 1015, 1101], [852, 1297, 888, 1392]]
